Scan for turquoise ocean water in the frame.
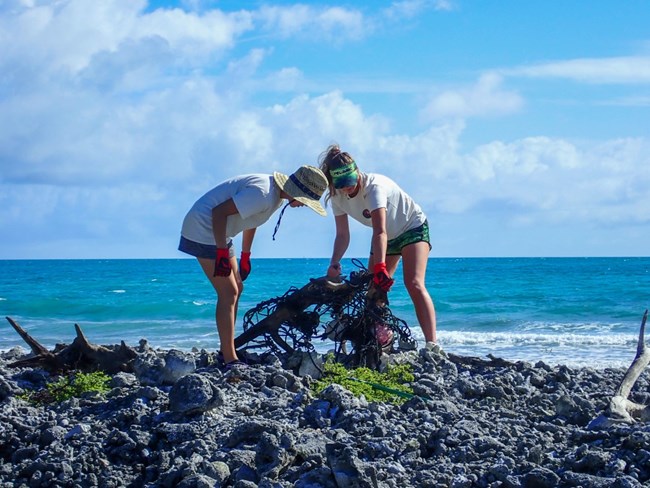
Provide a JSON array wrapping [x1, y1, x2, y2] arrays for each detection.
[[1, 258, 648, 368]]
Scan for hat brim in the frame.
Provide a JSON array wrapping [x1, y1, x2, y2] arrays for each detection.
[[274, 172, 327, 217]]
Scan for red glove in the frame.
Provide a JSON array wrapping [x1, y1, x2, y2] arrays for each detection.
[[239, 251, 251, 281], [213, 248, 231, 277], [373, 262, 394, 292]]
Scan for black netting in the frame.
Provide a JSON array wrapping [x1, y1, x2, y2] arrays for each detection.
[[235, 259, 417, 368]]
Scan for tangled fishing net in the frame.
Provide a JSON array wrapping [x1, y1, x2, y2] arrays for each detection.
[[235, 259, 417, 368]]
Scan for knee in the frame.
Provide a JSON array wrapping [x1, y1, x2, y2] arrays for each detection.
[[217, 286, 239, 306], [217, 295, 238, 309], [405, 278, 427, 296]]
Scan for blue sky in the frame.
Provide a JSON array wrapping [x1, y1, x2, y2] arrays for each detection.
[[1, 0, 649, 259]]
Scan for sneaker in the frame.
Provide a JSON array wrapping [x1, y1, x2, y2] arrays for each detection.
[[224, 360, 248, 371], [425, 341, 444, 355]]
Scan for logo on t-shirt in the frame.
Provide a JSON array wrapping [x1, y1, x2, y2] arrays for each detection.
[[362, 209, 371, 219]]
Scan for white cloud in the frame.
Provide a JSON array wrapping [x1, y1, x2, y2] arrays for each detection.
[[422, 73, 524, 120], [139, 7, 253, 55], [226, 48, 268, 77], [597, 96, 650, 107], [382, 0, 455, 21], [263, 67, 304, 92], [0, 1, 253, 78], [434, 0, 455, 11], [432, 136, 650, 226], [507, 56, 650, 84], [256, 5, 367, 42]]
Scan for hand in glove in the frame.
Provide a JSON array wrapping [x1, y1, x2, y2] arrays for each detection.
[[213, 248, 232, 277], [372, 262, 394, 292], [239, 251, 252, 281]]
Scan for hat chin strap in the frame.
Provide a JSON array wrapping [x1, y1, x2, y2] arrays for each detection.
[[272, 202, 291, 241]]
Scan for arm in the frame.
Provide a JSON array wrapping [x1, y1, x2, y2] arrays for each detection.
[[370, 207, 394, 292], [211, 198, 239, 248], [328, 214, 350, 278], [211, 199, 239, 277], [241, 228, 256, 253], [369, 207, 388, 268]]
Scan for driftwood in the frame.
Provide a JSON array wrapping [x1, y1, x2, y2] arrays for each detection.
[[4, 316, 137, 374], [589, 310, 650, 428]]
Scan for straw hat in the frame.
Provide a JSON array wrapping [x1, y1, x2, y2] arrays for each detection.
[[274, 165, 328, 216]]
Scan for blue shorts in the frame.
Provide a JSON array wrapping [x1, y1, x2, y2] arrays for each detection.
[[178, 236, 234, 259]]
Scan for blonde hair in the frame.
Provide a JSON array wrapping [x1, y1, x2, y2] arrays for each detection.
[[318, 144, 359, 205]]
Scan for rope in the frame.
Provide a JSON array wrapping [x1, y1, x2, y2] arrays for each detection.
[[347, 377, 432, 402]]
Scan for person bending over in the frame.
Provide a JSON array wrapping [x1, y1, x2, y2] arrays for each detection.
[[319, 145, 437, 345], [179, 165, 328, 367]]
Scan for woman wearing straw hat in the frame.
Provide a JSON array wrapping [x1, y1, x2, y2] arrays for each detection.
[[179, 165, 328, 369], [318, 144, 437, 346]]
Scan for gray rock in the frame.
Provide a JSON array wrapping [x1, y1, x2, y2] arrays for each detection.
[[162, 349, 197, 384], [176, 474, 218, 488], [298, 352, 324, 379], [168, 373, 224, 414], [326, 443, 378, 488], [524, 466, 561, 487]]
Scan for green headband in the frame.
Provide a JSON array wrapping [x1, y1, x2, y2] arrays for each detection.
[[331, 161, 359, 189]]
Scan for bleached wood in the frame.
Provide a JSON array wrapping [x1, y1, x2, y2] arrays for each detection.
[[590, 310, 650, 428]]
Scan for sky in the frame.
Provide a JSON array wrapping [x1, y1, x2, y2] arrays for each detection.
[[1, 0, 649, 260]]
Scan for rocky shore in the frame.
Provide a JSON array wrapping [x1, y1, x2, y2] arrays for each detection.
[[1, 342, 650, 488]]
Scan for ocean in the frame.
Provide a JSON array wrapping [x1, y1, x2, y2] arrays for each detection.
[[1, 257, 648, 369]]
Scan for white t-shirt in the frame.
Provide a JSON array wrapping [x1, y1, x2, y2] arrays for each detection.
[[330, 173, 426, 240], [181, 174, 282, 245]]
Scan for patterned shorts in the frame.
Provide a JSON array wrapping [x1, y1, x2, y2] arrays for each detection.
[[386, 220, 431, 256], [178, 236, 234, 259]]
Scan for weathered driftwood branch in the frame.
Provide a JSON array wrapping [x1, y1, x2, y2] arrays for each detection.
[[234, 276, 363, 352], [5, 316, 137, 374], [589, 310, 650, 428]]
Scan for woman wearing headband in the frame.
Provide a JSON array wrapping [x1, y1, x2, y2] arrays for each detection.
[[319, 144, 437, 346], [179, 166, 328, 369]]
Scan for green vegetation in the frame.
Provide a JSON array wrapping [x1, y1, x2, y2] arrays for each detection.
[[312, 356, 415, 404], [20, 371, 111, 404]]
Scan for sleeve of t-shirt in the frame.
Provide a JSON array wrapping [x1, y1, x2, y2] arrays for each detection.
[[232, 187, 269, 220], [366, 183, 388, 212]]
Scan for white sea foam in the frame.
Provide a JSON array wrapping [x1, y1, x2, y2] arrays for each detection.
[[441, 330, 638, 347], [111, 289, 126, 293], [515, 320, 631, 334], [432, 330, 639, 369]]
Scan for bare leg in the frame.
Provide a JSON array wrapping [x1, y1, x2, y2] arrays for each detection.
[[400, 242, 437, 343], [197, 256, 244, 363]]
